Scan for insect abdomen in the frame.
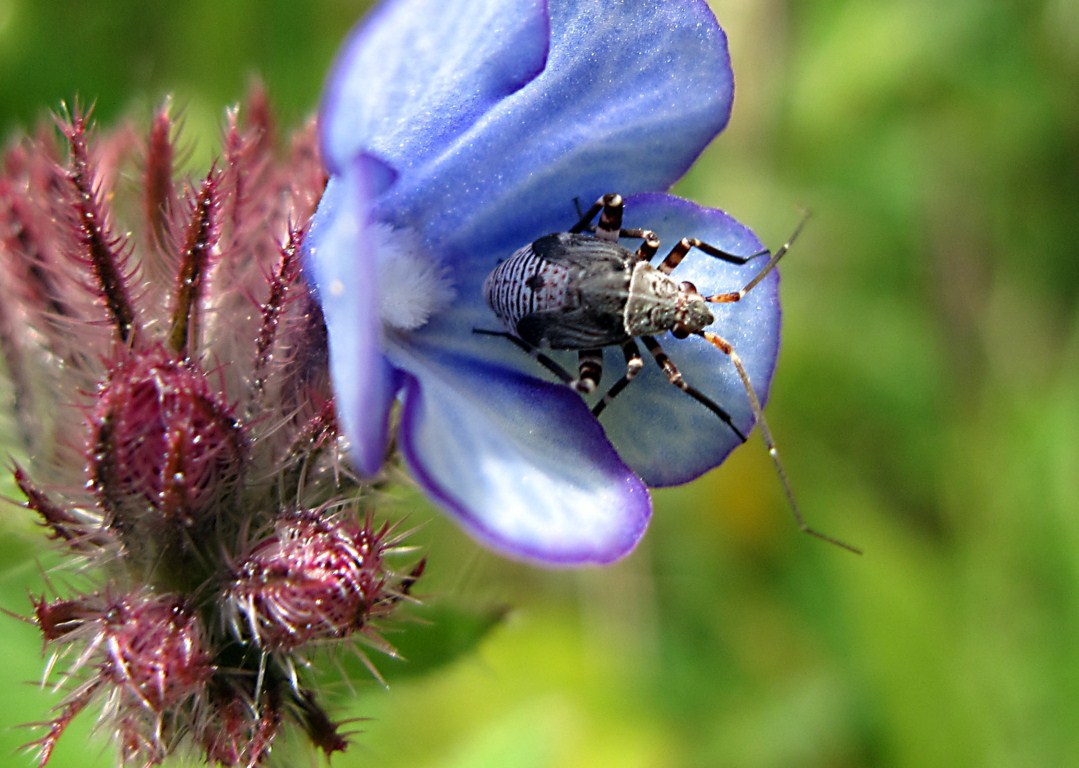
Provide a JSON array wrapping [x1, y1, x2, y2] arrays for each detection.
[[483, 233, 632, 349], [483, 239, 576, 333]]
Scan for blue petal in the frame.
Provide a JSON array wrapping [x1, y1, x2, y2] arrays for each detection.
[[388, 336, 651, 565], [400, 193, 779, 489], [305, 158, 400, 476], [321, 0, 549, 175], [384, 0, 734, 259], [593, 194, 781, 487]]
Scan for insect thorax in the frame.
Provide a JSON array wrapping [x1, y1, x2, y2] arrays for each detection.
[[623, 261, 712, 336]]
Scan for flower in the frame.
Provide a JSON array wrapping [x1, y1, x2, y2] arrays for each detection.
[[0, 95, 423, 766], [307, 0, 779, 565]]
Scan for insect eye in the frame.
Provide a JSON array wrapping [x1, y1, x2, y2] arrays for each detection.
[[680, 281, 698, 294], [671, 325, 690, 339]]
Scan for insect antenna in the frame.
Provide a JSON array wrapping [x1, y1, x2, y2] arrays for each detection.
[[701, 330, 862, 555], [706, 210, 811, 305]]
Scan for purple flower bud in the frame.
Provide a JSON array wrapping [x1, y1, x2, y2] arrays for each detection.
[[98, 594, 212, 711], [226, 510, 390, 650], [30, 591, 212, 766], [90, 345, 246, 536]]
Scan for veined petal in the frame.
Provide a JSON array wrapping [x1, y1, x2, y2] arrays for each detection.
[[388, 337, 651, 565], [384, 0, 734, 258], [321, 0, 549, 174], [593, 193, 780, 487], [305, 158, 400, 476]]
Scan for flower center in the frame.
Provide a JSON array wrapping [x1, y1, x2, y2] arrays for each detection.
[[371, 224, 455, 331]]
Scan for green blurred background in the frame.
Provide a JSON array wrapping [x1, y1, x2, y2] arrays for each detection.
[[2, 0, 1078, 766]]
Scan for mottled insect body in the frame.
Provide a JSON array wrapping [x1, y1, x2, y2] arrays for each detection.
[[478, 193, 860, 554], [483, 231, 716, 350]]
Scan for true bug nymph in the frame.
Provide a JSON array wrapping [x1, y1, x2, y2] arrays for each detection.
[[479, 193, 859, 554]]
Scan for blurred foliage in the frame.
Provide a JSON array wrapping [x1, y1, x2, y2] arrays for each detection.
[[2, 0, 1078, 766], [0, 0, 373, 163]]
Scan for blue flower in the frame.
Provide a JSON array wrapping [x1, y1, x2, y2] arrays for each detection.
[[306, 0, 778, 565]]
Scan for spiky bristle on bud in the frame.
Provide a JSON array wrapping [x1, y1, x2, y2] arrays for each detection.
[[0, 93, 424, 767]]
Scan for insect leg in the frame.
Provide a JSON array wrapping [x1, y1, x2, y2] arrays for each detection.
[[472, 329, 577, 386], [473, 330, 600, 394], [658, 237, 764, 275], [706, 211, 810, 303], [576, 348, 604, 394], [592, 340, 645, 417], [620, 228, 660, 264], [639, 335, 746, 441], [700, 330, 862, 555], [570, 193, 623, 240], [570, 196, 605, 232]]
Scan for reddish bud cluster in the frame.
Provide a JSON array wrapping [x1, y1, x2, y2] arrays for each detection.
[[0, 93, 423, 767]]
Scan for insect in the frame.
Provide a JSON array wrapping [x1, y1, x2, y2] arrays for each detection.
[[479, 193, 859, 554]]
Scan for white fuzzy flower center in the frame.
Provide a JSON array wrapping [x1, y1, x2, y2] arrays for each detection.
[[372, 224, 455, 331]]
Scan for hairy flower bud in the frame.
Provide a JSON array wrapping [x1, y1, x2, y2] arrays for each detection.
[[100, 594, 213, 710], [90, 346, 246, 549], [30, 591, 212, 766], [226, 511, 389, 650]]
